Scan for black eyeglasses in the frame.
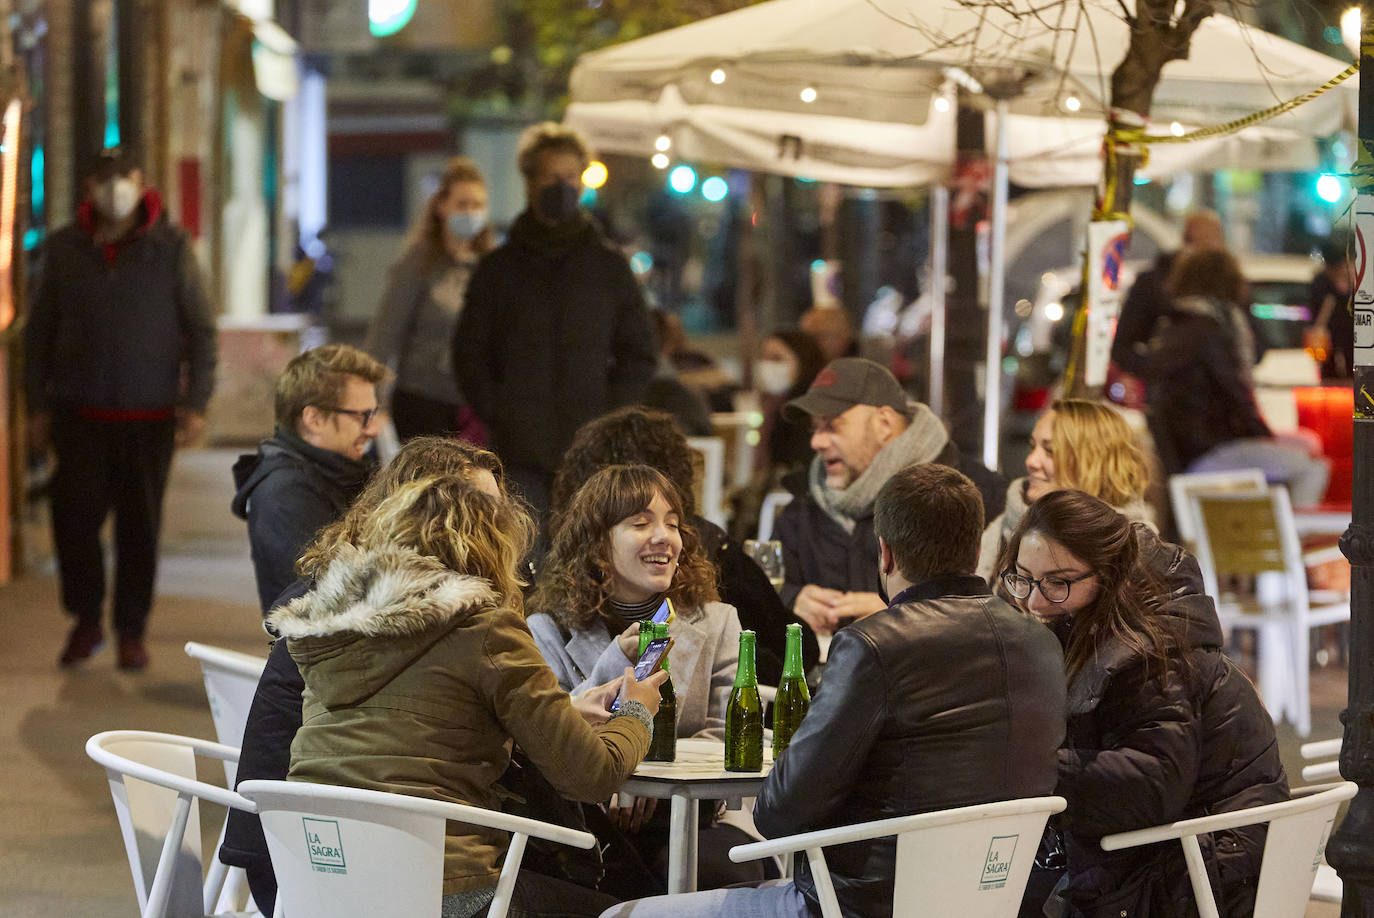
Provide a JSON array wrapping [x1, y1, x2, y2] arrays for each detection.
[[320, 406, 379, 427], [1001, 570, 1094, 603]]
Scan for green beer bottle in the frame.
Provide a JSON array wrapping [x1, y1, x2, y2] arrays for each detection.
[[725, 630, 764, 771], [771, 623, 811, 757], [647, 622, 677, 762], [637, 620, 655, 657]]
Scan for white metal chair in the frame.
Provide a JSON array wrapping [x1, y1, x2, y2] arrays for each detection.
[[1189, 486, 1350, 736], [182, 642, 268, 912], [1168, 468, 1267, 552], [1101, 782, 1356, 918], [727, 796, 1066, 918], [1297, 739, 1345, 902], [238, 779, 597, 918], [757, 490, 794, 542], [686, 435, 728, 528], [183, 642, 268, 786], [710, 410, 763, 490], [1301, 738, 1343, 784], [86, 730, 259, 918]]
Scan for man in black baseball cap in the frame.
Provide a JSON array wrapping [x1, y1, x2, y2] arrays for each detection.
[[773, 358, 1006, 638]]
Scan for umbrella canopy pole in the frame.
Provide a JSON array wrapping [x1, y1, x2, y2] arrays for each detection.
[[928, 184, 948, 418], [982, 98, 1010, 470]]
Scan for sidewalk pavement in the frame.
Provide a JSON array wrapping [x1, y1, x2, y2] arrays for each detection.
[[0, 448, 1347, 916]]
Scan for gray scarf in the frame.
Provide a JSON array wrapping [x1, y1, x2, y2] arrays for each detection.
[[809, 401, 949, 533]]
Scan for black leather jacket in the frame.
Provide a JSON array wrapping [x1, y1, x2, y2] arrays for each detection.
[[755, 575, 1066, 918]]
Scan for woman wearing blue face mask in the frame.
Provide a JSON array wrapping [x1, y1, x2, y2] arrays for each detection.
[[367, 157, 495, 442]]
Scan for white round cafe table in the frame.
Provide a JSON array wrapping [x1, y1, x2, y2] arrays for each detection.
[[619, 736, 774, 894]]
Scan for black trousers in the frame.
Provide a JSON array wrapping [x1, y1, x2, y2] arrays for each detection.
[[49, 414, 176, 637], [444, 871, 622, 918]]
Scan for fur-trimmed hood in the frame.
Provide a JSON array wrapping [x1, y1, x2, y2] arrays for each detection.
[[268, 544, 499, 707]]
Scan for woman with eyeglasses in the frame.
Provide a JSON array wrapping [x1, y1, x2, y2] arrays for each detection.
[[976, 398, 1153, 582], [997, 489, 1286, 918]]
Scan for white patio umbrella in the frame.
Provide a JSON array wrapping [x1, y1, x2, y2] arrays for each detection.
[[566, 0, 1356, 464]]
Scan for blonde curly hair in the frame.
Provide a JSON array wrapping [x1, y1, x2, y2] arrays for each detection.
[[348, 474, 534, 602], [1047, 399, 1150, 508], [299, 437, 532, 601]]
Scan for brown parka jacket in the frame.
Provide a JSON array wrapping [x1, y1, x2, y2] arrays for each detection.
[[268, 544, 650, 895]]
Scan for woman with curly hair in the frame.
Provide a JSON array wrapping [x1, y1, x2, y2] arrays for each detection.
[[529, 464, 764, 892], [976, 398, 1154, 581], [269, 469, 667, 918], [548, 406, 817, 685], [997, 490, 1285, 917]]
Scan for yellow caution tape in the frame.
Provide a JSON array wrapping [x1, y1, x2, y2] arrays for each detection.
[[1112, 62, 1357, 147]]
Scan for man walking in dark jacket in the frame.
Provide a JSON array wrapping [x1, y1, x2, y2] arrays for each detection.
[[601, 464, 1066, 918], [774, 357, 1006, 639], [26, 148, 217, 670], [231, 344, 385, 614], [453, 123, 656, 523]]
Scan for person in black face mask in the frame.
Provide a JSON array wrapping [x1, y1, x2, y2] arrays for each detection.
[[453, 123, 657, 533]]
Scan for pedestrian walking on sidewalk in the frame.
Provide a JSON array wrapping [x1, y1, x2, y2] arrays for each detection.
[[25, 147, 217, 670]]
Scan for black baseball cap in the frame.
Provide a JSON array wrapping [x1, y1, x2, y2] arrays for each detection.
[[785, 357, 909, 421]]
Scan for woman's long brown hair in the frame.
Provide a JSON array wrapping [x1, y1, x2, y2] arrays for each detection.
[[995, 489, 1182, 683], [529, 464, 718, 631]]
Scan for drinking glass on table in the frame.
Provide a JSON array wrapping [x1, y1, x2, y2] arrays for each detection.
[[743, 540, 785, 591]]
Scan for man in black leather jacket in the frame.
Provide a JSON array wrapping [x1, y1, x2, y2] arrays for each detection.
[[601, 465, 1066, 918]]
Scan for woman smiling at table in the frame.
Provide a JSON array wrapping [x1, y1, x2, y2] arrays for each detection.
[[528, 464, 760, 892]]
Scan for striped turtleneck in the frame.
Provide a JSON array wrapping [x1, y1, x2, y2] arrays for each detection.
[[611, 593, 666, 622]]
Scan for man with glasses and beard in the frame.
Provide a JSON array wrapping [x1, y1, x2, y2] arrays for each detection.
[[232, 345, 388, 615]]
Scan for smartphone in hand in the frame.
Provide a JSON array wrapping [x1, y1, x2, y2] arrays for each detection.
[[610, 636, 674, 712]]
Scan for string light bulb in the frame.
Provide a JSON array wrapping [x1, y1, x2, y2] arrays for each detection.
[[1170, 121, 1185, 137], [934, 96, 951, 112], [710, 68, 726, 84], [1063, 95, 1081, 112], [654, 134, 671, 152], [800, 86, 818, 103], [651, 152, 670, 170]]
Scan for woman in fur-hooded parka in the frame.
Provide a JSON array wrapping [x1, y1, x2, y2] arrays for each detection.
[[268, 477, 651, 900]]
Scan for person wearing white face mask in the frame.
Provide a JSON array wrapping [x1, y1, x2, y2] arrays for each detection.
[[367, 157, 495, 442], [754, 330, 827, 480], [25, 147, 217, 671]]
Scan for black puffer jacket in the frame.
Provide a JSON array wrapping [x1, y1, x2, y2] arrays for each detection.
[[756, 575, 1066, 918], [231, 430, 372, 613], [453, 213, 657, 474], [774, 441, 1006, 610], [1054, 527, 1288, 917]]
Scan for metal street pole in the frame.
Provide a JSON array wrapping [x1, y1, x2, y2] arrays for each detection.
[[1327, 3, 1374, 911]]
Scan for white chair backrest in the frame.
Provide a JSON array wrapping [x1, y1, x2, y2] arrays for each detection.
[[1300, 738, 1344, 783], [184, 642, 267, 786], [757, 491, 794, 542], [730, 796, 1065, 918], [86, 730, 253, 918], [1101, 782, 1355, 918], [1169, 468, 1267, 549], [1189, 486, 1307, 611], [686, 436, 727, 528], [238, 779, 595, 918]]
